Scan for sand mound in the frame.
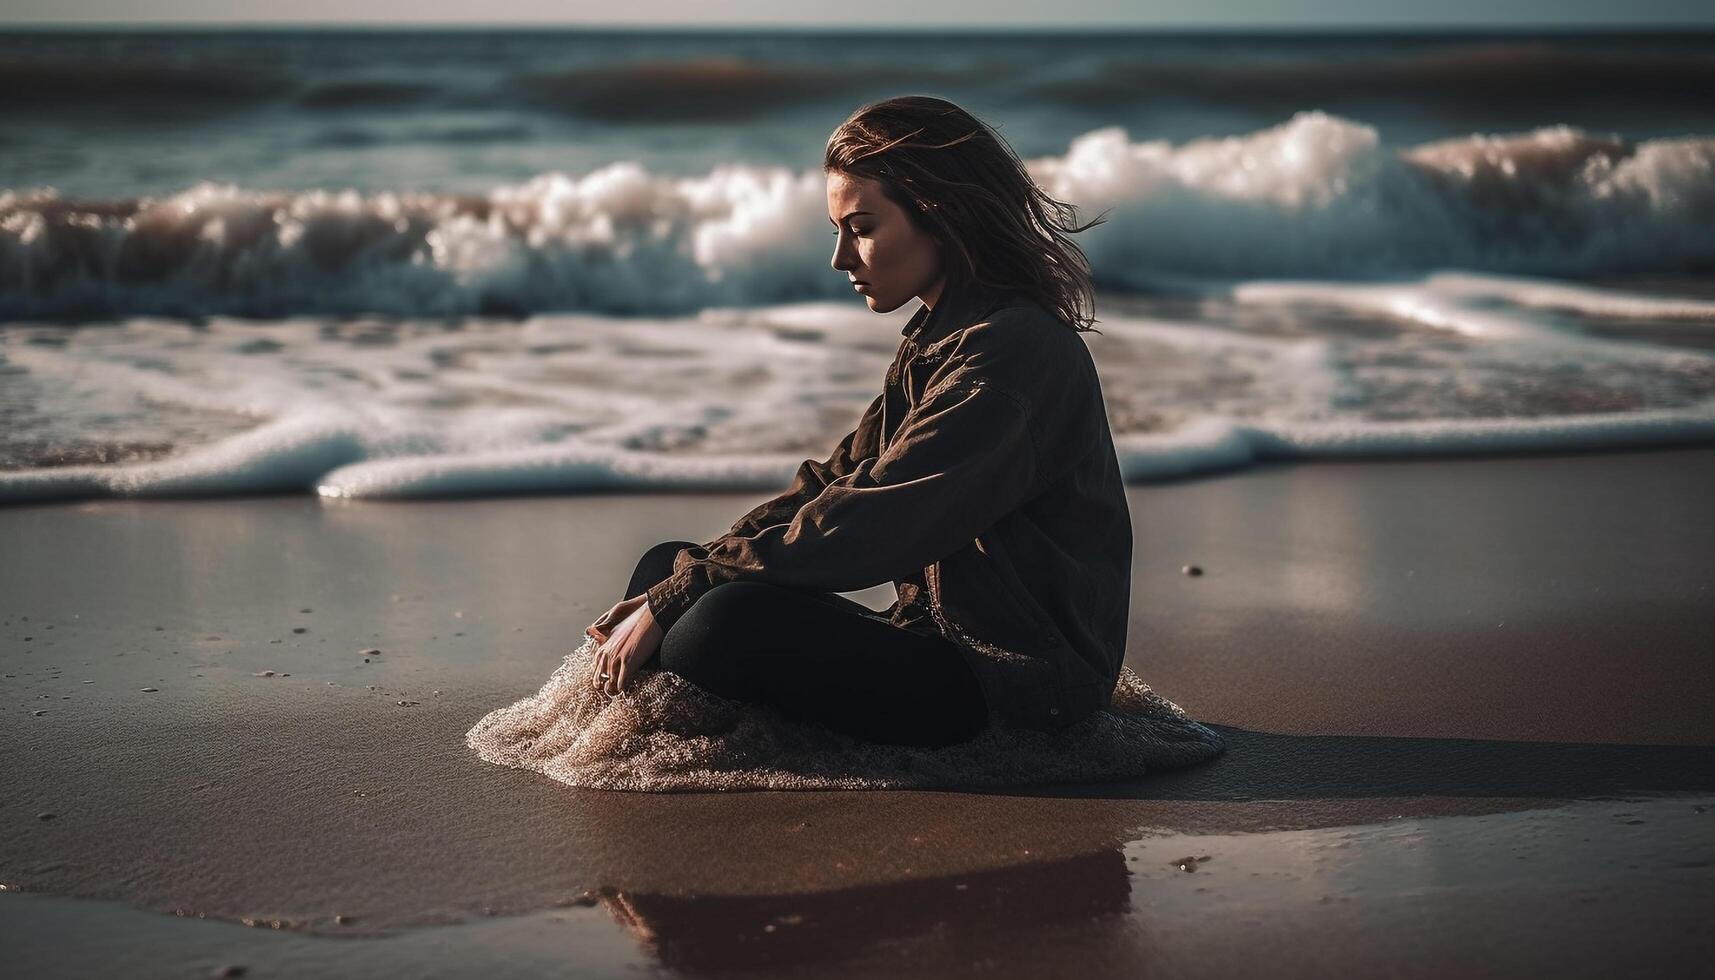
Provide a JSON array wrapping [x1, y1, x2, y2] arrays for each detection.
[[467, 636, 1225, 791]]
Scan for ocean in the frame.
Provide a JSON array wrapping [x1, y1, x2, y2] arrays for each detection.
[[2, 28, 1713, 500]]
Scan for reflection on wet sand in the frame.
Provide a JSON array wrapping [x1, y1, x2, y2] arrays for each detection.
[[591, 849, 1130, 975]]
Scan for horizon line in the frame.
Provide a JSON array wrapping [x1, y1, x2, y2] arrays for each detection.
[[4, 20, 1715, 33]]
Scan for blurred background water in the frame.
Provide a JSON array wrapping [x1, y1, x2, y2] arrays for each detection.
[[2, 28, 1713, 498], [5, 29, 1715, 198]]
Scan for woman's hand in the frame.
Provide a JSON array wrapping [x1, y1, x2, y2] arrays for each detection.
[[585, 595, 647, 647], [586, 596, 663, 696]]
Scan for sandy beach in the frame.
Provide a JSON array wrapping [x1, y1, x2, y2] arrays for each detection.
[[3, 446, 1713, 978], [6, 20, 1715, 979]]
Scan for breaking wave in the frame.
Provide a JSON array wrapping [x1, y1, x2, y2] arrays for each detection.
[[4, 112, 1712, 320]]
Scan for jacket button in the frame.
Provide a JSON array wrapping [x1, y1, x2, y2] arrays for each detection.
[[1049, 707, 1060, 716]]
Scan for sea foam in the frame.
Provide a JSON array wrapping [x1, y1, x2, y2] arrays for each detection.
[[4, 112, 1713, 320], [3, 271, 1713, 502], [465, 635, 1225, 792]]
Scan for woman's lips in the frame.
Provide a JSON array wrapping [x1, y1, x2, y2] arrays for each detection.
[[853, 282, 869, 292]]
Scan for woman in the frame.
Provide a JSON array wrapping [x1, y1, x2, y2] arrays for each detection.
[[583, 96, 1131, 749]]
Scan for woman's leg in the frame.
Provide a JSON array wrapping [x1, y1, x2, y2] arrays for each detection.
[[624, 540, 700, 601], [656, 580, 989, 748]]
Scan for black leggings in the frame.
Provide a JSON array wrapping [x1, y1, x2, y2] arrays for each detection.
[[624, 541, 989, 748]]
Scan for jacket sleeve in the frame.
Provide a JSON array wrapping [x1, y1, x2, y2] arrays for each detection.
[[700, 392, 885, 548], [646, 375, 1039, 633]]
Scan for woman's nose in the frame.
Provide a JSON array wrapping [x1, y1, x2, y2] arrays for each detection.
[[830, 237, 857, 273]]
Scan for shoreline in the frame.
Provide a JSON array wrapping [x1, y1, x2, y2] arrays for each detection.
[[7, 268, 1715, 504], [5, 404, 1715, 504]]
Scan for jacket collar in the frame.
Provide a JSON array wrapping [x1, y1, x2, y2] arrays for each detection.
[[900, 265, 1021, 349]]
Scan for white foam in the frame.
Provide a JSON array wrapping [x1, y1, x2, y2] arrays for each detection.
[[315, 445, 799, 500], [4, 276, 1715, 503], [466, 635, 1225, 792], [0, 413, 369, 503], [1034, 112, 1715, 285], [1422, 271, 1715, 321], [1235, 272, 1715, 338], [1114, 405, 1715, 482], [1232, 279, 1571, 341], [5, 112, 1714, 319]]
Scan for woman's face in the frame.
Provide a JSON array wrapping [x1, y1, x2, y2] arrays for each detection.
[[826, 171, 945, 315]]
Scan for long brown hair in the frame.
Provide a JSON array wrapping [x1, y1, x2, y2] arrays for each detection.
[[824, 95, 1106, 334]]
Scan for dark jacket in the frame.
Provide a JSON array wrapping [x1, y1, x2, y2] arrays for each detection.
[[645, 270, 1133, 732]]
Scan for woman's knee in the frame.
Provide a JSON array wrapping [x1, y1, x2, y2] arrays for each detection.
[[627, 540, 699, 598], [677, 580, 782, 632], [656, 581, 783, 688], [639, 539, 697, 571]]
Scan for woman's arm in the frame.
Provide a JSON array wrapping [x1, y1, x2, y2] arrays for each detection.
[[646, 374, 1040, 633], [699, 391, 886, 548]]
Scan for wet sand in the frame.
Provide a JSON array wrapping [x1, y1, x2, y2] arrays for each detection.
[[3, 446, 1714, 977]]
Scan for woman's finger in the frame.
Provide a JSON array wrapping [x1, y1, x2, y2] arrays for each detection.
[[607, 628, 627, 696], [604, 633, 627, 696], [589, 600, 627, 634]]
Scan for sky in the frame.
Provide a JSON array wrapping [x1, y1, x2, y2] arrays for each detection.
[[3, 0, 1713, 28]]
